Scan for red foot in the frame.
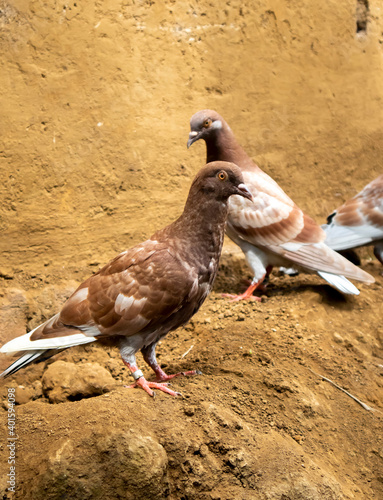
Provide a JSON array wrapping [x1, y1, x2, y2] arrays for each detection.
[[222, 280, 263, 302], [156, 370, 201, 381], [152, 366, 202, 382], [241, 279, 267, 292], [122, 359, 201, 397], [223, 266, 273, 302], [125, 376, 181, 397], [222, 291, 262, 302]]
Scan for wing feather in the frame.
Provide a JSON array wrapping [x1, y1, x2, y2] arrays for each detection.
[[21, 240, 198, 347], [228, 171, 325, 248], [323, 175, 383, 251], [267, 241, 374, 283]]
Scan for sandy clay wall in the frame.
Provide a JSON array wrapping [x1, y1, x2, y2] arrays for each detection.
[[1, 0, 383, 275], [0, 1, 383, 499]]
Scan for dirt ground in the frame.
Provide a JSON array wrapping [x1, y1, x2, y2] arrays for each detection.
[[0, 245, 382, 499], [1, 0, 383, 499]]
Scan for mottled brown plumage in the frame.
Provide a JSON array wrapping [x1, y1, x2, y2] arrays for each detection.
[[188, 110, 374, 300], [1, 161, 252, 396], [323, 174, 383, 266]]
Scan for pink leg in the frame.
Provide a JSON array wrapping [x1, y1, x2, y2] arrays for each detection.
[[374, 243, 383, 272], [222, 266, 273, 302], [222, 280, 263, 302], [149, 364, 201, 382], [141, 343, 201, 382], [122, 359, 181, 397]]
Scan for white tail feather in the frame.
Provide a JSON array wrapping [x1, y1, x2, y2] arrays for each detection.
[[1, 331, 97, 355], [1, 315, 99, 377], [317, 271, 360, 295], [0, 351, 43, 378]]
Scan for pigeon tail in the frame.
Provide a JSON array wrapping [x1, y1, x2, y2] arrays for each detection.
[[317, 271, 360, 295], [0, 350, 61, 378], [0, 323, 97, 378], [1, 329, 97, 355]]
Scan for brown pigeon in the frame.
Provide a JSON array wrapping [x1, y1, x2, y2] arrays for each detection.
[[322, 174, 383, 266], [187, 109, 374, 300], [0, 161, 252, 397]]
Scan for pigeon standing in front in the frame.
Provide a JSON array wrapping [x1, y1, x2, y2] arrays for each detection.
[[0, 161, 252, 397], [187, 109, 374, 300], [322, 174, 383, 267]]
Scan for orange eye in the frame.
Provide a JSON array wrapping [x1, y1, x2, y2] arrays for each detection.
[[217, 171, 228, 181], [203, 119, 211, 128]]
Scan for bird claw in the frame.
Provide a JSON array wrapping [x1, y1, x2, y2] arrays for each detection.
[[126, 377, 180, 397], [221, 292, 262, 302], [124, 365, 200, 397], [154, 368, 202, 382], [222, 270, 270, 301]]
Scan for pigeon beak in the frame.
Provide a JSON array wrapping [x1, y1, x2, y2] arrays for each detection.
[[236, 183, 253, 202], [187, 131, 199, 148]]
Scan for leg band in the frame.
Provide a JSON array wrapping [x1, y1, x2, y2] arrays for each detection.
[[131, 369, 144, 380]]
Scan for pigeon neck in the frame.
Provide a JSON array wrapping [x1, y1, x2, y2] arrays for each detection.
[[206, 126, 249, 167], [170, 194, 229, 258]]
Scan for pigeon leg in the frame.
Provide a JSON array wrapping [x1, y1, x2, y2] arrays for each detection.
[[141, 343, 201, 382], [222, 280, 263, 302], [374, 243, 383, 266], [222, 266, 273, 302], [122, 359, 181, 397]]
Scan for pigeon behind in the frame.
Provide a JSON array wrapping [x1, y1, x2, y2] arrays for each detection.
[[187, 109, 374, 300], [322, 174, 383, 266], [0, 161, 252, 397]]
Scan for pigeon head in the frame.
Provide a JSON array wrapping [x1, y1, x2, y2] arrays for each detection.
[[190, 161, 252, 202], [187, 109, 226, 148]]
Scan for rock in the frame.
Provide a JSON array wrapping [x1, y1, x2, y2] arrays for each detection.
[[14, 385, 34, 405], [263, 375, 297, 393], [42, 360, 117, 403], [203, 402, 246, 431], [333, 332, 344, 344], [15, 380, 43, 405], [26, 429, 168, 500], [96, 430, 169, 499], [14, 380, 43, 405]]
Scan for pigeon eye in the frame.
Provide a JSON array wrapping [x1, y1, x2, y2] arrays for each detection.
[[217, 171, 228, 181], [203, 119, 212, 128]]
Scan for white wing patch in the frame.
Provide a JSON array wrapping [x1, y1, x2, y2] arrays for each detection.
[[78, 324, 102, 337], [114, 293, 147, 315], [65, 287, 89, 307], [208, 258, 216, 274], [189, 278, 199, 297], [199, 282, 210, 295], [282, 242, 304, 252]]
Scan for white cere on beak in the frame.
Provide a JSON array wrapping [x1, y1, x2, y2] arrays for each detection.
[[189, 131, 198, 138]]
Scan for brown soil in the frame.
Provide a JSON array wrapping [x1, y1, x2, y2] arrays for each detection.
[[1, 1, 383, 499], [0, 248, 382, 499]]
